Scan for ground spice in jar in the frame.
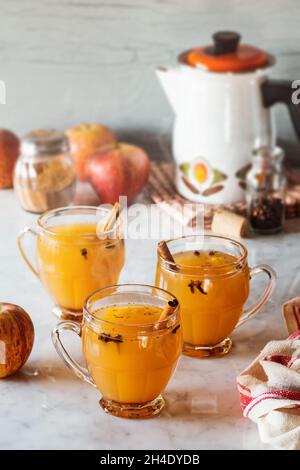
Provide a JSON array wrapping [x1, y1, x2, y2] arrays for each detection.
[[14, 129, 76, 213]]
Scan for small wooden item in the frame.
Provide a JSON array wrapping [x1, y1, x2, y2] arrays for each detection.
[[154, 298, 179, 330], [211, 209, 248, 238], [103, 202, 120, 232], [282, 297, 300, 335], [158, 240, 174, 261], [158, 240, 180, 272]]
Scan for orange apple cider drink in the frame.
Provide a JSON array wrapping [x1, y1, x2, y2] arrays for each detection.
[[52, 285, 182, 418], [18, 206, 125, 321], [82, 303, 182, 405], [156, 249, 249, 346], [37, 223, 125, 313], [153, 235, 275, 357], [37, 208, 125, 318]]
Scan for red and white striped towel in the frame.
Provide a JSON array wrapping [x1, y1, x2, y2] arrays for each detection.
[[237, 298, 300, 450]]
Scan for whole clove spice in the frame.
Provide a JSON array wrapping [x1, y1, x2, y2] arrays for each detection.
[[188, 280, 207, 295], [98, 333, 123, 344], [171, 324, 181, 334]]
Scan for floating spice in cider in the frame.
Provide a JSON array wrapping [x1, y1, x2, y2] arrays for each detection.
[[188, 280, 207, 295], [98, 333, 123, 344], [171, 324, 181, 334]]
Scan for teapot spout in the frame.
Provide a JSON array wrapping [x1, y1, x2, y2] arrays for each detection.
[[156, 66, 181, 114]]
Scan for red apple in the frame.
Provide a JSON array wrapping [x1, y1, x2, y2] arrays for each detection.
[[87, 143, 150, 204], [0, 129, 20, 189], [66, 123, 117, 181], [0, 303, 34, 378]]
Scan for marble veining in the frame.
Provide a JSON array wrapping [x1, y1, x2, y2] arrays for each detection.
[[1, 189, 299, 450]]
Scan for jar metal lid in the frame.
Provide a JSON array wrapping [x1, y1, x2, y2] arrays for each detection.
[[21, 129, 69, 157]]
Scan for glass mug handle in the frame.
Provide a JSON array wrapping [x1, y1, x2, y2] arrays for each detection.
[[236, 264, 277, 329], [51, 321, 96, 387], [17, 227, 39, 278]]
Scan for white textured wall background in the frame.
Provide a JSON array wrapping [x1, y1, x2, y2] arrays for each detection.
[[0, 0, 299, 160]]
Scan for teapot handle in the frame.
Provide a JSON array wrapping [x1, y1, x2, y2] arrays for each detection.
[[262, 79, 300, 139]]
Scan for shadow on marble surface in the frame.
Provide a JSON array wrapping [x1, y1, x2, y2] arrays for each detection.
[[3, 359, 79, 385], [163, 389, 242, 420]]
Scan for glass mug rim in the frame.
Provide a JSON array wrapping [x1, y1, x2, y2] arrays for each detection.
[[83, 283, 180, 331], [37, 205, 120, 240], [157, 234, 248, 273]]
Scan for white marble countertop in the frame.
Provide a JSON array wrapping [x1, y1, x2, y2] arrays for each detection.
[[0, 189, 299, 450]]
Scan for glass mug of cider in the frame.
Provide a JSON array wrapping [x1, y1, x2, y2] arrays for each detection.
[[52, 284, 182, 418], [155, 235, 276, 358], [18, 205, 125, 321]]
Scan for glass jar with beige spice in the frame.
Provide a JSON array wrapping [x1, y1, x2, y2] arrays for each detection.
[[14, 129, 76, 213]]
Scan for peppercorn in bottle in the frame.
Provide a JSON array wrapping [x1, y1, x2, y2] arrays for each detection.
[[246, 146, 286, 234]]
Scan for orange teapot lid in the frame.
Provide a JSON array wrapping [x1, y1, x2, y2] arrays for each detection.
[[185, 31, 269, 72]]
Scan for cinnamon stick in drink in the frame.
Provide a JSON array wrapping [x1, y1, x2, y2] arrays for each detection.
[[154, 298, 179, 330], [103, 202, 120, 232], [158, 240, 179, 272], [161, 298, 179, 318]]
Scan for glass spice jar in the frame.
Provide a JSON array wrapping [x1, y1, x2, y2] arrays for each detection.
[[246, 146, 287, 234], [14, 129, 76, 213]]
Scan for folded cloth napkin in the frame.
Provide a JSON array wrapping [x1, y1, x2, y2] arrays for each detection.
[[237, 298, 300, 450]]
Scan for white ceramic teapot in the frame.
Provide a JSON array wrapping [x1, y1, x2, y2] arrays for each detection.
[[157, 31, 300, 204]]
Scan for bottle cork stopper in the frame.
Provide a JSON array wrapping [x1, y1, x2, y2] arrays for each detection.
[[211, 209, 248, 238]]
